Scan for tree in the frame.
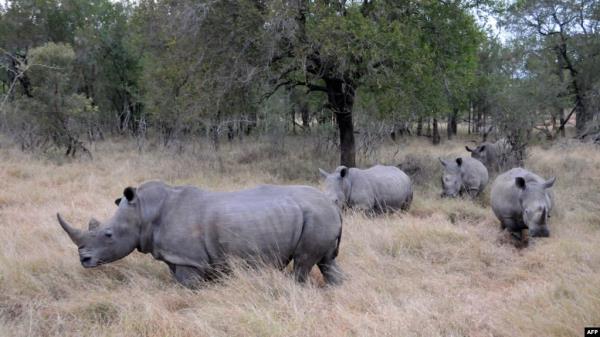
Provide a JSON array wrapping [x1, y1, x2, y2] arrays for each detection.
[[507, 0, 600, 137], [131, 0, 265, 146], [0, 0, 506, 158], [73, 1, 142, 134], [11, 42, 96, 155], [0, 0, 141, 139], [135, 1, 482, 164], [263, 0, 482, 162]]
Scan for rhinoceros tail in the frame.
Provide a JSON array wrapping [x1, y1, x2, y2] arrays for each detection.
[[333, 211, 343, 259], [401, 188, 414, 211]]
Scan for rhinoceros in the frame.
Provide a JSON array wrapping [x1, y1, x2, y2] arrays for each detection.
[[318, 165, 413, 213], [439, 157, 489, 198], [490, 168, 556, 245], [57, 181, 343, 287], [465, 138, 512, 172]]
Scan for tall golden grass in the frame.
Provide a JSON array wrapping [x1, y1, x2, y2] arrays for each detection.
[[1, 135, 599, 337]]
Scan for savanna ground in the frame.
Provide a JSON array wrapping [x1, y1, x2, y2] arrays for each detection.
[[1, 132, 600, 337]]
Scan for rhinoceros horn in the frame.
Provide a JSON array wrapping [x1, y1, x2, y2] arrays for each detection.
[[57, 213, 84, 246]]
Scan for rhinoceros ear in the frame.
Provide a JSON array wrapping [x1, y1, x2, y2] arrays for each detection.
[[339, 166, 348, 178], [543, 177, 556, 189], [114, 198, 122, 206], [319, 168, 329, 179], [456, 158, 463, 167], [465, 146, 473, 152], [515, 177, 526, 190], [124, 187, 136, 202], [88, 218, 101, 230]]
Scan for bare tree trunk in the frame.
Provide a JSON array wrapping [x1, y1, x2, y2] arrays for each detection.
[[559, 108, 566, 137], [451, 108, 458, 135], [481, 109, 488, 142], [335, 112, 355, 167], [468, 103, 472, 135], [227, 124, 234, 141], [447, 114, 452, 140], [244, 112, 256, 135], [432, 118, 440, 145], [416, 117, 423, 136], [447, 108, 458, 140], [8, 52, 33, 98], [426, 118, 431, 137], [553, 36, 590, 137], [290, 105, 296, 134], [325, 77, 356, 167], [300, 101, 310, 129]]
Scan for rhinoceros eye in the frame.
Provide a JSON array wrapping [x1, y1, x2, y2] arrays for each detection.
[[104, 229, 113, 238]]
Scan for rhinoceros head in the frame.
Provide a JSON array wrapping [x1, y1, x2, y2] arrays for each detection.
[[516, 176, 556, 237], [319, 166, 351, 209], [465, 143, 488, 163], [57, 187, 141, 268], [439, 158, 463, 198]]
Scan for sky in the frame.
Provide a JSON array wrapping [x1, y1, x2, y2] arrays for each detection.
[[473, 5, 513, 44]]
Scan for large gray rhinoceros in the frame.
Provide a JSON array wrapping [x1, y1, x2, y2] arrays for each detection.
[[439, 157, 489, 198], [466, 138, 512, 172], [57, 181, 343, 287], [491, 168, 556, 245], [318, 165, 413, 213]]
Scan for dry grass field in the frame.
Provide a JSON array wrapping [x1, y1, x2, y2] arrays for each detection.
[[1, 135, 600, 337]]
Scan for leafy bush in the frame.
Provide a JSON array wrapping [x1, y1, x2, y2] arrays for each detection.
[[6, 43, 96, 156]]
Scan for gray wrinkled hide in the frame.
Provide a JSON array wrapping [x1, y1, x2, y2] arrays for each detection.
[[466, 138, 512, 172], [57, 181, 343, 287], [320, 165, 413, 213], [490, 168, 556, 238], [439, 157, 489, 198]]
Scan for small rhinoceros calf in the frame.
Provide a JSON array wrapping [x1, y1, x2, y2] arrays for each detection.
[[439, 157, 489, 198], [319, 165, 413, 213], [466, 138, 512, 172], [491, 168, 556, 245], [57, 181, 343, 287]]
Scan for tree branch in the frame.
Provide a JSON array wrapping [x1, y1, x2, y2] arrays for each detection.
[[555, 101, 578, 135]]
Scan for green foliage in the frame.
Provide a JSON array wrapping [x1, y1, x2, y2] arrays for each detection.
[[0, 0, 141, 135], [129, 0, 265, 143], [9, 42, 96, 155], [506, 0, 600, 136], [2, 0, 596, 157], [296, 1, 482, 121], [28, 41, 76, 93], [73, 1, 142, 131]]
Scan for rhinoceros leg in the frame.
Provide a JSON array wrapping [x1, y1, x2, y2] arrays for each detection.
[[171, 265, 207, 288], [498, 217, 530, 248], [293, 251, 325, 284], [465, 187, 479, 199], [498, 216, 520, 231], [519, 228, 529, 248], [166, 262, 176, 274], [318, 258, 343, 285], [400, 192, 413, 211]]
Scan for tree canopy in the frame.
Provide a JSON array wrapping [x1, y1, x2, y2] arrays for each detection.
[[1, 0, 599, 158]]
